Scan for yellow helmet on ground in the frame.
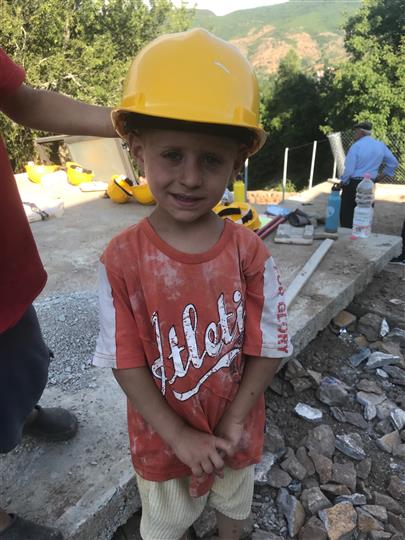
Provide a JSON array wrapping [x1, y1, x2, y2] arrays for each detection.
[[66, 162, 94, 186], [112, 28, 266, 156], [213, 202, 261, 231], [107, 175, 134, 203], [131, 183, 156, 205]]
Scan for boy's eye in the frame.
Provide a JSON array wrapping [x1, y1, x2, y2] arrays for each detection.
[[203, 153, 222, 166], [162, 150, 182, 162]]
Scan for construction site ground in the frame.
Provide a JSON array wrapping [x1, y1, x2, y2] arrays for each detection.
[[0, 179, 403, 539]]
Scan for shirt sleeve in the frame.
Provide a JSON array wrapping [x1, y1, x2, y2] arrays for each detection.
[[0, 49, 25, 100], [382, 145, 399, 177], [92, 256, 146, 370], [241, 234, 293, 359], [341, 144, 357, 184]]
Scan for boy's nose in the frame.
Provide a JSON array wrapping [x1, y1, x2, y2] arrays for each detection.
[[180, 159, 203, 189]]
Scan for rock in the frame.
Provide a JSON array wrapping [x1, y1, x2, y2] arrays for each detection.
[[357, 507, 384, 533], [388, 476, 405, 499], [276, 488, 305, 537], [285, 358, 308, 380], [294, 403, 323, 422], [375, 431, 402, 454], [301, 487, 331, 514], [302, 476, 321, 490], [317, 377, 349, 406], [309, 450, 333, 484], [307, 369, 323, 385], [369, 532, 393, 540], [332, 462, 357, 492], [349, 347, 371, 367], [358, 313, 383, 342], [387, 512, 405, 534], [390, 408, 405, 430], [356, 458, 372, 480], [374, 491, 402, 515], [380, 339, 404, 361], [385, 327, 405, 346], [296, 446, 316, 476], [291, 377, 314, 392], [254, 452, 277, 484], [380, 318, 390, 337], [376, 368, 389, 378], [318, 502, 357, 540], [357, 391, 386, 420], [298, 516, 327, 540], [354, 335, 369, 348], [362, 505, 388, 522], [264, 425, 285, 453], [288, 479, 303, 496], [333, 310, 357, 329], [252, 531, 283, 540], [344, 411, 369, 429], [335, 432, 366, 461], [268, 465, 292, 488], [357, 379, 384, 394], [375, 418, 394, 435], [330, 407, 347, 423], [376, 400, 398, 420], [366, 352, 401, 370], [280, 448, 307, 481], [193, 506, 217, 538], [269, 376, 284, 395], [383, 365, 405, 385], [320, 484, 351, 497], [335, 493, 367, 505], [305, 424, 336, 458], [392, 444, 405, 458]]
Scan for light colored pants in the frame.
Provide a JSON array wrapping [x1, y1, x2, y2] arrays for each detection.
[[136, 465, 255, 540]]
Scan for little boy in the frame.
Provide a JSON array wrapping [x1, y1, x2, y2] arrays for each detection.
[[93, 28, 292, 540]]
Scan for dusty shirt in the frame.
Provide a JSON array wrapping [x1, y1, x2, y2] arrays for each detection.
[[0, 49, 47, 332], [93, 218, 292, 485]]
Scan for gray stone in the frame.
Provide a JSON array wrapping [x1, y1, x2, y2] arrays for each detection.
[[388, 476, 405, 499], [358, 312, 383, 342], [375, 431, 402, 454], [369, 532, 394, 540], [344, 410, 369, 429], [305, 424, 336, 458], [366, 352, 401, 370], [356, 458, 372, 480], [298, 516, 327, 540], [376, 368, 389, 378], [387, 511, 405, 534], [318, 503, 357, 540], [252, 531, 283, 540], [335, 432, 366, 461], [333, 310, 357, 329], [276, 488, 305, 537], [303, 476, 321, 490], [357, 391, 386, 407], [386, 327, 405, 346], [291, 377, 314, 393], [317, 377, 349, 406], [309, 450, 333, 484], [390, 408, 405, 430], [335, 493, 367, 505], [268, 465, 292, 488], [330, 407, 347, 423], [280, 448, 307, 481], [383, 365, 405, 385], [288, 479, 303, 496], [294, 402, 323, 422], [349, 347, 371, 367], [357, 507, 384, 533], [254, 452, 277, 484], [392, 443, 405, 458], [301, 487, 331, 514], [264, 425, 285, 453], [285, 358, 307, 380], [362, 505, 388, 522], [307, 369, 323, 385], [320, 484, 351, 497], [375, 418, 394, 435], [332, 462, 357, 492], [357, 378, 384, 394], [376, 400, 398, 421], [374, 491, 403, 515], [296, 446, 315, 476]]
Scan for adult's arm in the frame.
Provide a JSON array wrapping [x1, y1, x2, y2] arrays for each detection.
[[0, 83, 116, 138], [340, 145, 357, 184], [382, 145, 399, 177]]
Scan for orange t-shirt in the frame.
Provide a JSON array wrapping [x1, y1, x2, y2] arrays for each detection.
[[93, 218, 292, 488]]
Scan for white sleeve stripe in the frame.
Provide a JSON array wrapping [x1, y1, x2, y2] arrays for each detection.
[[92, 261, 117, 368], [260, 257, 292, 357]]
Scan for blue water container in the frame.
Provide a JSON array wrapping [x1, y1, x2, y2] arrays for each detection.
[[325, 184, 341, 233]]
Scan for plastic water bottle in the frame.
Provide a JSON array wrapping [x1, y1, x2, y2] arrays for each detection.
[[351, 173, 374, 239], [325, 183, 341, 233], [233, 179, 245, 202]]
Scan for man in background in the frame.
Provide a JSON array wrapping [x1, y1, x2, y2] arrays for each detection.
[[340, 121, 399, 228]]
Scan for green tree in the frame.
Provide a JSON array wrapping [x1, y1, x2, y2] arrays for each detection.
[[0, 0, 192, 170]]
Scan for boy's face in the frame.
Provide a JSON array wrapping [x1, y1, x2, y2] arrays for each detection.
[[128, 129, 246, 224]]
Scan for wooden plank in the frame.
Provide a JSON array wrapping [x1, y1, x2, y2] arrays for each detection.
[[285, 239, 334, 307]]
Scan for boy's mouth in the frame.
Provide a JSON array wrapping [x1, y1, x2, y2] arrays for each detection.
[[171, 193, 202, 205]]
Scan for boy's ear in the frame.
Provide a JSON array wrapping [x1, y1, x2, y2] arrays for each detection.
[[127, 132, 145, 175]]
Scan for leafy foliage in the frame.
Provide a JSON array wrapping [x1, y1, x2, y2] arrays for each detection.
[[0, 0, 192, 170]]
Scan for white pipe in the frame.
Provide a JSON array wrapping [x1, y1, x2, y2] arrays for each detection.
[[282, 147, 289, 202], [308, 140, 317, 189], [244, 158, 249, 200], [332, 159, 337, 180]]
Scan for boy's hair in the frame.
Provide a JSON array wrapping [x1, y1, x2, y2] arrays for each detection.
[[122, 112, 256, 149]]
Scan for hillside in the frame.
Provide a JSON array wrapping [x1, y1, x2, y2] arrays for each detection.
[[192, 0, 362, 74]]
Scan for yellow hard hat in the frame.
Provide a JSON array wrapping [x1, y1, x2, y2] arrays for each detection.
[[107, 175, 134, 203], [66, 162, 95, 186], [112, 28, 266, 156], [213, 202, 261, 231], [131, 182, 156, 205]]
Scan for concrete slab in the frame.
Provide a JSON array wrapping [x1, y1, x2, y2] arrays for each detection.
[[0, 181, 402, 540]]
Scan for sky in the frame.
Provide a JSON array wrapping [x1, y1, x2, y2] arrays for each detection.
[[171, 0, 287, 16]]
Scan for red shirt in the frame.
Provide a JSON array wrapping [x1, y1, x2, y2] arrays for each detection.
[[93, 218, 292, 494], [0, 49, 47, 332]]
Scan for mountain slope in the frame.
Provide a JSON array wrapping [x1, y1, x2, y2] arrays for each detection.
[[192, 1, 362, 73]]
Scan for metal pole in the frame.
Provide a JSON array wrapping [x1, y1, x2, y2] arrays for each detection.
[[309, 140, 317, 189], [332, 159, 337, 180], [282, 147, 289, 202], [244, 158, 248, 201]]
